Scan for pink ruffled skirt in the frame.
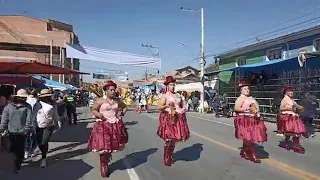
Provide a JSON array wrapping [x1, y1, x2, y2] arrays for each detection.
[[87, 120, 128, 153], [157, 112, 190, 141], [234, 115, 267, 143], [278, 114, 305, 135]]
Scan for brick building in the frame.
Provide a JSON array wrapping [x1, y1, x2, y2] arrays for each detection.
[[0, 15, 80, 86]]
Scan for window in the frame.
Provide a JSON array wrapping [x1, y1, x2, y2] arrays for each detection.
[[236, 56, 246, 66], [314, 39, 320, 51], [267, 48, 282, 60]]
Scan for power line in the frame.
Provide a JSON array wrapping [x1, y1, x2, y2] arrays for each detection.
[[207, 5, 320, 52], [206, 16, 320, 58]]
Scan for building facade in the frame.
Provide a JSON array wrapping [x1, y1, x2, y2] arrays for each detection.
[[0, 15, 80, 86], [166, 66, 200, 84], [215, 25, 320, 84]]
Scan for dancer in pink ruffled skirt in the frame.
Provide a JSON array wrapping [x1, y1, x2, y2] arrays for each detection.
[[87, 80, 128, 178], [234, 81, 267, 163], [278, 85, 305, 154]]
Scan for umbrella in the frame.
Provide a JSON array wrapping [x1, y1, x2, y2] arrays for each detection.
[[0, 61, 89, 75]]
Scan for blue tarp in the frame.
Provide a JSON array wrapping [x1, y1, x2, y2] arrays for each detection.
[[239, 57, 298, 69], [33, 75, 77, 90], [206, 57, 300, 76]]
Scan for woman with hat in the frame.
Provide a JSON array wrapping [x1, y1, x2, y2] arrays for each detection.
[[87, 80, 128, 178], [33, 89, 59, 168], [278, 85, 305, 153], [0, 89, 33, 173], [157, 76, 190, 166], [234, 81, 267, 163]]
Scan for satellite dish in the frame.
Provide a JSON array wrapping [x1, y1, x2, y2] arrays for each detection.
[[298, 50, 307, 67]]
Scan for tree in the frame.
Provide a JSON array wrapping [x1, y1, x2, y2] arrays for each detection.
[[205, 62, 219, 72]]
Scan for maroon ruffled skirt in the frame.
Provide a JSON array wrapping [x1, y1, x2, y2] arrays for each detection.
[[234, 115, 267, 143], [87, 120, 128, 153], [278, 114, 305, 135], [157, 111, 190, 141]]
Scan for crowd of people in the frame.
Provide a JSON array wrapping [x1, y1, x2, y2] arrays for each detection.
[[0, 87, 81, 173], [0, 75, 317, 178]]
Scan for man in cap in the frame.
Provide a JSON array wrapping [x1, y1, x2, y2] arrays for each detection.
[[0, 89, 33, 173]]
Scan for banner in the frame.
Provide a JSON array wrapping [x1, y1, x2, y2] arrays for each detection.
[[66, 44, 161, 69]]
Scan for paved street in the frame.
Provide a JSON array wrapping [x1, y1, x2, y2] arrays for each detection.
[[1, 107, 320, 180]]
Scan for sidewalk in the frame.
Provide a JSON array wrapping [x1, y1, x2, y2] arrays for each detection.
[[0, 107, 94, 180]]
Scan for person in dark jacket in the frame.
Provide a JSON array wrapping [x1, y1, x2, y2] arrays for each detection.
[[299, 91, 317, 138], [0, 89, 33, 173]]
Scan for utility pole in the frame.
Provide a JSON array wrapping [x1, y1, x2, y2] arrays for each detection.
[[181, 7, 205, 113], [141, 44, 160, 81], [50, 39, 53, 80]]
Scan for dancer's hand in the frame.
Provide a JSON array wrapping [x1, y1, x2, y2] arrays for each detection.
[[249, 104, 258, 114]]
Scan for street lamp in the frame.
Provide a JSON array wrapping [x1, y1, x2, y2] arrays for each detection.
[[181, 7, 205, 113]]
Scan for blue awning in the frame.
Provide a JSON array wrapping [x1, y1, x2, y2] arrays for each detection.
[[205, 67, 237, 76], [239, 57, 297, 69], [33, 75, 77, 90]]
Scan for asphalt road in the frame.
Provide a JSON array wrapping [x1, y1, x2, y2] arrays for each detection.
[[1, 107, 320, 180]]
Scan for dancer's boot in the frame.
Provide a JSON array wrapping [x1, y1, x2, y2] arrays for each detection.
[[248, 143, 261, 163], [292, 136, 305, 154], [100, 153, 112, 178], [240, 141, 249, 160], [164, 141, 172, 166]]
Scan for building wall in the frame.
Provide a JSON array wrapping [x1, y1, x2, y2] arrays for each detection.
[[0, 16, 72, 46], [0, 15, 80, 86]]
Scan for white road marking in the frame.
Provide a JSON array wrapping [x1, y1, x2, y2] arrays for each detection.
[[187, 115, 234, 127], [122, 158, 140, 180]]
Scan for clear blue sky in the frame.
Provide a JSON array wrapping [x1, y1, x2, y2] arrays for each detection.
[[1, 0, 319, 82]]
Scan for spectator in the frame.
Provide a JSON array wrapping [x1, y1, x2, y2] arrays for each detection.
[[0, 89, 33, 173]]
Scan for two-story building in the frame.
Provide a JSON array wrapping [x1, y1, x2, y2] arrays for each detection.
[[0, 15, 80, 86], [205, 25, 320, 118], [167, 66, 200, 84], [214, 25, 320, 84]]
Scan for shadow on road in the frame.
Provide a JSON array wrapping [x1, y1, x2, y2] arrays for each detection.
[[254, 144, 269, 159], [50, 121, 92, 144], [124, 121, 139, 126], [173, 143, 203, 162], [49, 142, 82, 153], [110, 148, 158, 174], [2, 159, 92, 180]]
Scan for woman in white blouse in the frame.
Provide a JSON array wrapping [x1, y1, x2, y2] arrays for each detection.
[[33, 89, 58, 168]]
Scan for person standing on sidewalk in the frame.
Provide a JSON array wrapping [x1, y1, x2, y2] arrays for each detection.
[[33, 89, 59, 168], [65, 90, 77, 125], [0, 89, 33, 173], [25, 87, 39, 159]]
